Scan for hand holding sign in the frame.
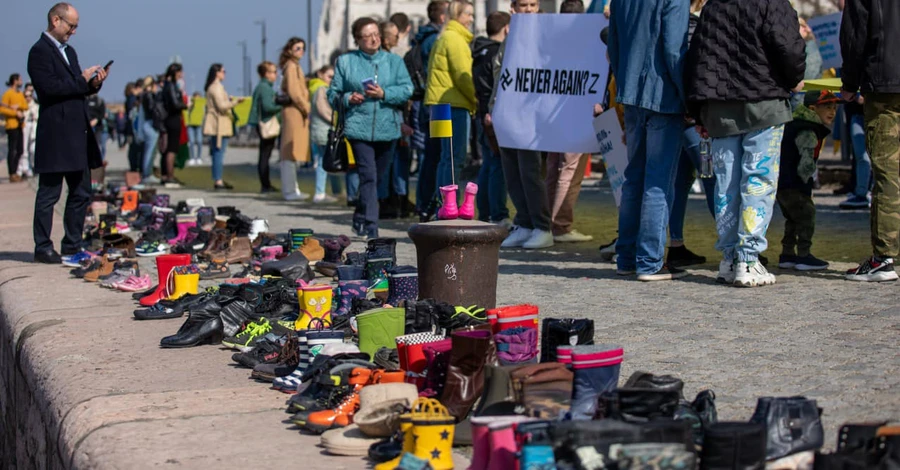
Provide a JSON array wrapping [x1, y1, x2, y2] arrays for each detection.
[[593, 109, 628, 207]]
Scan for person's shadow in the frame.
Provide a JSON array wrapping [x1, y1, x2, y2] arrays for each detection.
[[0, 252, 35, 263]]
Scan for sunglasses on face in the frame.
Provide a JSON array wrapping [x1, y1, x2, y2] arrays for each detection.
[[58, 16, 78, 31]]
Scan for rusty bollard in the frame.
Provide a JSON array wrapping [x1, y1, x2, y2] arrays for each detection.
[[407, 220, 509, 309]]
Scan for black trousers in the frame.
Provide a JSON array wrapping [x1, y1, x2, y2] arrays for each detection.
[[6, 128, 23, 177], [350, 139, 394, 236], [257, 125, 277, 190], [33, 169, 91, 254], [128, 140, 144, 172]]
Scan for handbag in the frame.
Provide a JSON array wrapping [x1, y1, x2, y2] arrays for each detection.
[[323, 100, 349, 173], [274, 92, 291, 106], [257, 95, 281, 139]]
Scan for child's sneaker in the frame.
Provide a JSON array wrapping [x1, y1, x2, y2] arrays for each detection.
[[794, 254, 828, 271], [716, 259, 735, 284], [734, 261, 776, 287], [846, 256, 898, 282], [777, 254, 798, 269]]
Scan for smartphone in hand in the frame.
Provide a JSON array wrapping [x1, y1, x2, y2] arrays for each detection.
[[361, 77, 376, 90]]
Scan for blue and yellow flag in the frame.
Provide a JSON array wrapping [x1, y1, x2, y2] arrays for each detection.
[[429, 104, 453, 138]]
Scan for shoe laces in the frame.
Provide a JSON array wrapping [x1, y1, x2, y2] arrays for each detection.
[[237, 319, 271, 340], [451, 305, 486, 321]]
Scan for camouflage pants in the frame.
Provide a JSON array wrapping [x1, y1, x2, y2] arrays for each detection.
[[865, 94, 900, 257], [776, 188, 816, 257]]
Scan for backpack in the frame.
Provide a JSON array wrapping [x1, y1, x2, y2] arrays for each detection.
[[404, 30, 438, 101]]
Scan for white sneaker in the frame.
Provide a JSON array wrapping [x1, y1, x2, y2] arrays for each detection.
[[554, 230, 594, 243], [598, 238, 617, 262], [283, 192, 310, 202], [143, 175, 161, 185], [523, 229, 554, 250], [501, 226, 533, 248], [494, 218, 513, 230], [734, 261, 776, 287], [716, 259, 736, 284], [313, 194, 338, 204], [249, 219, 270, 242]]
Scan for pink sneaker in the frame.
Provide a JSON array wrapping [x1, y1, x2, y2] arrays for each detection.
[[260, 245, 283, 262], [115, 274, 152, 292], [115, 222, 131, 234]]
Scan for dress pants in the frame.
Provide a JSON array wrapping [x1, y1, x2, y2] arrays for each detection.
[[33, 168, 91, 254]]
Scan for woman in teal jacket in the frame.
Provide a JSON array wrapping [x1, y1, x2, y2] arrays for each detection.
[[247, 61, 281, 193], [328, 16, 413, 239]]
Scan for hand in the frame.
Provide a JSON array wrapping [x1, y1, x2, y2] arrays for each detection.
[[857, 95, 865, 105], [484, 113, 493, 127], [792, 80, 805, 93], [237, 97, 246, 103], [401, 123, 414, 137], [349, 92, 365, 105], [695, 125, 709, 140], [16, 111, 24, 119], [364, 84, 385, 100], [82, 65, 101, 83], [841, 88, 857, 103], [603, 5, 611, 18], [90, 66, 108, 87], [90, 118, 98, 128], [593, 103, 604, 117]]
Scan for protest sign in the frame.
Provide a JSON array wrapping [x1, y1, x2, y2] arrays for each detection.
[[493, 14, 609, 153], [592, 109, 627, 207], [807, 13, 842, 71]]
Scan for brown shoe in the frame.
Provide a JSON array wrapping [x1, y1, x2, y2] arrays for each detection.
[[83, 255, 115, 282], [9, 174, 22, 183], [199, 229, 232, 260], [225, 237, 253, 264], [300, 238, 325, 262]]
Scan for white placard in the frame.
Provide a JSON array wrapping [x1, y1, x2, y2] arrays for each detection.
[[807, 12, 842, 71], [592, 109, 627, 207], [492, 14, 609, 153]]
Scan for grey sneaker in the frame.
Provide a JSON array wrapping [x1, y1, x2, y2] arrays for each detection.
[[637, 266, 688, 282], [734, 261, 776, 287]]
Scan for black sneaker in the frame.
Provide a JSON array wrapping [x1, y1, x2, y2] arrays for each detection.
[[637, 265, 688, 282], [845, 256, 899, 282], [232, 337, 284, 369], [777, 254, 798, 269], [794, 254, 829, 271], [666, 245, 706, 267]]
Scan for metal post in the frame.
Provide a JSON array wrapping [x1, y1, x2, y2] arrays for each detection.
[[307, 0, 313, 71], [255, 19, 267, 62], [238, 40, 249, 96]]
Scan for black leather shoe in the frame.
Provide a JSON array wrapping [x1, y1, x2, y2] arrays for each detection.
[[159, 317, 224, 348], [34, 249, 62, 264]]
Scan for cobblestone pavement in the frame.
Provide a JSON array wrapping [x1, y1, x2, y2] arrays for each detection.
[[70, 146, 900, 449]]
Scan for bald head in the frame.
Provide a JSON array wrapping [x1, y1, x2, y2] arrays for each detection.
[[47, 3, 79, 42]]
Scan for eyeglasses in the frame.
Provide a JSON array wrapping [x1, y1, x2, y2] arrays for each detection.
[[359, 33, 381, 40], [293, 45, 305, 51], [58, 16, 78, 31]]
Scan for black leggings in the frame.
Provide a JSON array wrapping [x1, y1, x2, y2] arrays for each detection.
[[257, 125, 277, 190], [6, 128, 23, 177]]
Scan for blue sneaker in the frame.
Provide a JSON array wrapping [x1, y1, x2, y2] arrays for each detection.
[[61, 251, 93, 268]]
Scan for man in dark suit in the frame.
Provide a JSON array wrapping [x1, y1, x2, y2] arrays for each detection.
[[27, 2, 109, 264]]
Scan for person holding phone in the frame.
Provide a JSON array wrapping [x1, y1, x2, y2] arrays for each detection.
[[203, 63, 242, 190], [328, 17, 413, 239]]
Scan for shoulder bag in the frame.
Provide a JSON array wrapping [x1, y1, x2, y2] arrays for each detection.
[[322, 99, 349, 173]]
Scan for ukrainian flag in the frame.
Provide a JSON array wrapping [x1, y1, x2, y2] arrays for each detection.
[[429, 104, 453, 138]]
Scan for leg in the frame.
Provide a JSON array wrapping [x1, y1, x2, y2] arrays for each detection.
[[313, 143, 328, 196], [794, 192, 816, 258], [545, 153, 562, 227], [549, 153, 586, 236], [500, 147, 531, 229], [211, 137, 227, 184], [712, 136, 745, 262], [517, 149, 551, 232], [850, 114, 872, 197], [616, 106, 649, 271], [141, 123, 159, 178], [865, 94, 900, 258], [258, 133, 276, 190], [377, 147, 393, 200], [7, 129, 22, 177], [476, 119, 491, 221], [683, 126, 716, 216], [635, 112, 683, 274], [61, 169, 92, 253], [669, 150, 693, 244], [394, 144, 410, 196], [33, 172, 65, 253], [776, 189, 799, 256], [346, 169, 360, 203], [736, 125, 785, 262]]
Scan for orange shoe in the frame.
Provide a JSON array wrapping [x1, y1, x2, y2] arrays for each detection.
[[304, 391, 360, 434], [370, 369, 406, 384]]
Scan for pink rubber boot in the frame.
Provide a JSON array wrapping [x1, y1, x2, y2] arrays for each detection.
[[467, 417, 492, 470], [487, 421, 518, 470], [168, 221, 197, 245], [458, 182, 478, 220], [437, 185, 459, 220]]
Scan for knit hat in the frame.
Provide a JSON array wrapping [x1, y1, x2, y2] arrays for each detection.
[[804, 90, 839, 107]]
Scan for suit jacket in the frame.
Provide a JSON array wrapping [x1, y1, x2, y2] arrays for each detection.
[[27, 33, 102, 174]]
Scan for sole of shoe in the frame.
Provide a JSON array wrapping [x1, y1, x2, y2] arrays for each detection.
[[777, 262, 797, 269], [638, 271, 689, 282], [845, 271, 899, 282], [554, 235, 594, 243], [522, 242, 554, 250], [715, 276, 735, 284], [304, 421, 337, 435], [794, 263, 828, 271], [733, 276, 776, 288], [616, 270, 636, 276]]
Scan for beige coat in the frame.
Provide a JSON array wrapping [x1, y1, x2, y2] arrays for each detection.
[[280, 60, 311, 162], [203, 80, 235, 146]]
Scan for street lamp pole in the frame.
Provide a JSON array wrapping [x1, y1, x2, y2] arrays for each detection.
[[308, 0, 313, 71], [255, 19, 267, 62], [238, 40, 249, 95]]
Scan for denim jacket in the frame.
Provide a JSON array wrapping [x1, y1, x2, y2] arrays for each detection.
[[608, 0, 689, 114]]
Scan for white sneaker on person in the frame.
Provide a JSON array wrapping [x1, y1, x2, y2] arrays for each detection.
[[501, 226, 533, 248], [284, 190, 310, 201], [313, 194, 338, 204], [734, 261, 776, 287], [494, 218, 513, 231], [554, 230, 594, 243], [522, 229, 554, 250], [716, 259, 736, 284], [143, 175, 161, 185], [598, 238, 617, 261]]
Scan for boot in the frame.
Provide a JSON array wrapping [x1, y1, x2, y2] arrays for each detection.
[[159, 303, 225, 348], [140, 254, 192, 306], [570, 343, 624, 420], [557, 345, 573, 367], [167, 266, 200, 300], [411, 402, 456, 470], [749, 396, 824, 461], [375, 398, 452, 470], [373, 415, 417, 468], [613, 443, 697, 469], [290, 228, 315, 252], [395, 334, 447, 391], [153, 194, 170, 208], [288, 359, 375, 412], [515, 420, 556, 470], [334, 280, 368, 317], [98, 214, 117, 238], [323, 235, 351, 263], [487, 304, 540, 336], [196, 207, 216, 230], [299, 238, 325, 262], [82, 254, 115, 282], [121, 190, 139, 213], [439, 329, 494, 422], [248, 218, 269, 242], [167, 220, 197, 246], [437, 184, 459, 220], [493, 327, 538, 366], [297, 325, 344, 372], [453, 365, 520, 446], [468, 418, 492, 470], [700, 422, 767, 470], [296, 283, 334, 330], [458, 182, 478, 220], [386, 265, 418, 307], [219, 298, 257, 337], [303, 367, 373, 433], [540, 318, 595, 363], [486, 420, 518, 470], [225, 237, 253, 264], [356, 307, 406, 359]]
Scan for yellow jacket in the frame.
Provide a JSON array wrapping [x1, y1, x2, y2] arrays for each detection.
[[424, 20, 477, 114], [1, 88, 27, 130]]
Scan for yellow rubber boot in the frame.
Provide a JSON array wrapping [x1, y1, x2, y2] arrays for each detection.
[[295, 283, 333, 330], [411, 407, 455, 470], [167, 272, 199, 300], [374, 398, 445, 470]]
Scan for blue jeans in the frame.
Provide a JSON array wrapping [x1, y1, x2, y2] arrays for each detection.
[[210, 136, 228, 182], [849, 114, 872, 197], [616, 106, 683, 274], [416, 105, 442, 213], [141, 121, 159, 178], [670, 127, 716, 242], [188, 126, 203, 161], [378, 142, 411, 198], [346, 169, 360, 203], [97, 131, 109, 161], [436, 107, 471, 203], [312, 143, 344, 196], [475, 118, 508, 222], [712, 125, 785, 262]]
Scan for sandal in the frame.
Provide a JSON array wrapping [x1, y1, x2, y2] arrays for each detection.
[[201, 261, 231, 280]]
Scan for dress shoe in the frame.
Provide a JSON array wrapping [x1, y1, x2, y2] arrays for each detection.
[[159, 317, 224, 348], [34, 249, 62, 264]]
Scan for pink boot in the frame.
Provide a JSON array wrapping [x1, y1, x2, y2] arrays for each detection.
[[437, 184, 459, 220], [458, 182, 478, 220], [467, 418, 492, 470], [487, 421, 518, 470], [168, 221, 197, 245]]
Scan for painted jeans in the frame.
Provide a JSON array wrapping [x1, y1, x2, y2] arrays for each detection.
[[712, 125, 785, 263]]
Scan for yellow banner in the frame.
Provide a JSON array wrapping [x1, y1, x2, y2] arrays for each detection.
[[181, 96, 253, 127]]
